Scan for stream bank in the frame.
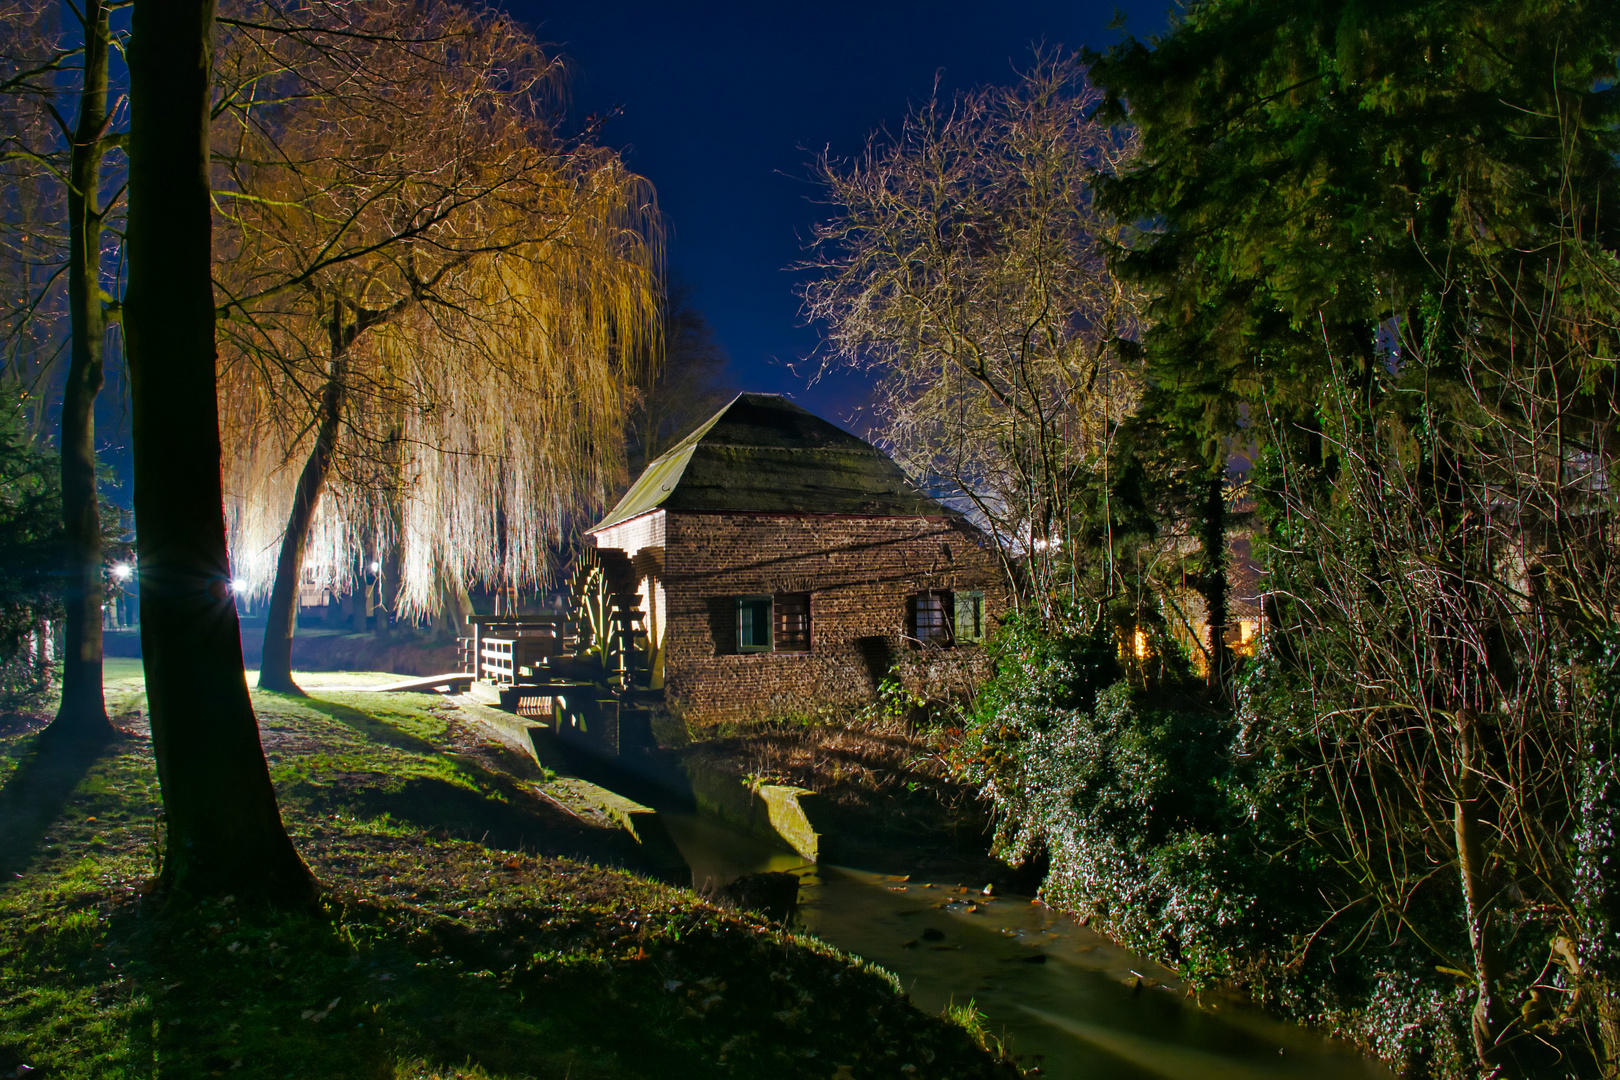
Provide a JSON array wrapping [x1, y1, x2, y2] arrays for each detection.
[[465, 703, 1393, 1080], [661, 809, 1390, 1080], [0, 667, 1019, 1080]]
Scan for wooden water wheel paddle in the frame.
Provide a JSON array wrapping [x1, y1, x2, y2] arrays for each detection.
[[563, 547, 651, 690]]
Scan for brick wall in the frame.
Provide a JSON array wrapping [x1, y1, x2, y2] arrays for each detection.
[[656, 511, 1006, 723]]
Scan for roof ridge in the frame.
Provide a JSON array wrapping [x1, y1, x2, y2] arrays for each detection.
[[589, 393, 951, 533]]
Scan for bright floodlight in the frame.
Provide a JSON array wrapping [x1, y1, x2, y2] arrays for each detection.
[[111, 563, 132, 581], [230, 578, 248, 594]]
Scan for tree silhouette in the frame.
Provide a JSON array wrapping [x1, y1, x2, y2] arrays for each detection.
[[1, 0, 130, 740], [124, 0, 313, 901]]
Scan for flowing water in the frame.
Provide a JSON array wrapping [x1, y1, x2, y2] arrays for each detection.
[[662, 811, 1390, 1080]]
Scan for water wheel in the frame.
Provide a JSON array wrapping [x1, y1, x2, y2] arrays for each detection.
[[563, 547, 650, 690]]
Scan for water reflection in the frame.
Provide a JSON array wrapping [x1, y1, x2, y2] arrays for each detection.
[[661, 812, 1389, 1080]]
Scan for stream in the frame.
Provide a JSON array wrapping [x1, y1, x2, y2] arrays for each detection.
[[660, 811, 1391, 1080]]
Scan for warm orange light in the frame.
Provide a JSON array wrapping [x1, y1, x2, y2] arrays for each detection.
[[1133, 628, 1149, 660]]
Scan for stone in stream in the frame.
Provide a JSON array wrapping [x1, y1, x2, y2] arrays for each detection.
[[707, 871, 801, 924]]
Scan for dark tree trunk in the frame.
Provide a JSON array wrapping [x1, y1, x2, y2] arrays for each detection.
[[1201, 468, 1230, 692], [437, 575, 473, 643], [124, 0, 314, 902], [48, 0, 115, 742], [351, 562, 372, 632], [258, 356, 346, 694]]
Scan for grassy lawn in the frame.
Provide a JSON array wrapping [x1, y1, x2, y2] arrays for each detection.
[[0, 669, 1015, 1079]]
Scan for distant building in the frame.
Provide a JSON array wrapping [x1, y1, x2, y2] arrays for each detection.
[[586, 393, 1006, 724]]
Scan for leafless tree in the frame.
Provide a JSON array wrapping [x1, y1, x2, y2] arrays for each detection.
[[0, 0, 72, 390], [1256, 197, 1620, 1072], [800, 51, 1141, 621]]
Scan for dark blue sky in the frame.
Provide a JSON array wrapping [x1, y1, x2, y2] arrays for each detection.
[[506, 0, 1174, 433]]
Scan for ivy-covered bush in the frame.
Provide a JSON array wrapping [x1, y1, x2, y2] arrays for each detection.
[[952, 614, 1584, 1078], [953, 613, 1265, 983]]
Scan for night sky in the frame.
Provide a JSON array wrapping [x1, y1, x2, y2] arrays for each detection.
[[506, 0, 1176, 433], [82, 1, 1177, 499]]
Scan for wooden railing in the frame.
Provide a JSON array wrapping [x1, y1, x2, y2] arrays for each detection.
[[461, 614, 565, 685]]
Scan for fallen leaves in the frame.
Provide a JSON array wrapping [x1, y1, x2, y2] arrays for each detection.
[[299, 996, 341, 1022]]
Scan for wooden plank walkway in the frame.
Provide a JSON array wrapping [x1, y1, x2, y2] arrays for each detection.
[[318, 672, 476, 694]]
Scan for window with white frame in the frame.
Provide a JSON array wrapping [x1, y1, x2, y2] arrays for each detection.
[[909, 591, 952, 645]]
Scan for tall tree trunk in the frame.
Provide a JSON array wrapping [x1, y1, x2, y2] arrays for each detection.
[[1201, 467, 1230, 691], [124, 0, 314, 902], [258, 353, 346, 694], [436, 574, 473, 643], [48, 0, 114, 742], [350, 554, 372, 631]]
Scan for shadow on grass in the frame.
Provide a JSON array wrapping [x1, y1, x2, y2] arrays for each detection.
[[296, 695, 442, 756], [94, 889, 1011, 1080], [99, 896, 643, 1080], [336, 775, 569, 852], [0, 725, 117, 880], [265, 692, 671, 880], [6, 882, 1016, 1080], [286, 693, 523, 801]]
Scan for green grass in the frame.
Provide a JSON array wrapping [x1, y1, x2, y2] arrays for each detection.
[[0, 671, 1016, 1079]]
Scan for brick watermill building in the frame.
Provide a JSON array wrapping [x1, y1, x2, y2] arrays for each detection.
[[463, 392, 1006, 759]]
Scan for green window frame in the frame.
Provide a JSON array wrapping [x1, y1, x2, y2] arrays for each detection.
[[954, 590, 985, 644], [736, 595, 773, 652]]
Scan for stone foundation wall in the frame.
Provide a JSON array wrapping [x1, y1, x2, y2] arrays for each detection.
[[658, 511, 1005, 723]]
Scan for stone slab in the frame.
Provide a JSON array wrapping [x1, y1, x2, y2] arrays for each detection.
[[536, 777, 687, 877], [449, 694, 547, 765], [321, 672, 474, 694], [756, 784, 823, 862], [450, 694, 689, 881]]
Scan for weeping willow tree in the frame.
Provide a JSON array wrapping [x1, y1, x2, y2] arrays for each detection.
[[209, 0, 662, 692]]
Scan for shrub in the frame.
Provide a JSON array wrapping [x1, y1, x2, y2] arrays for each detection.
[[0, 402, 64, 712], [952, 612, 1582, 1077]]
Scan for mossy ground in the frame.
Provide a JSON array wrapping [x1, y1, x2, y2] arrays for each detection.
[[0, 663, 1016, 1079]]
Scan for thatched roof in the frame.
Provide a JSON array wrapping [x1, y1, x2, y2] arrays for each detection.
[[590, 393, 949, 532]]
